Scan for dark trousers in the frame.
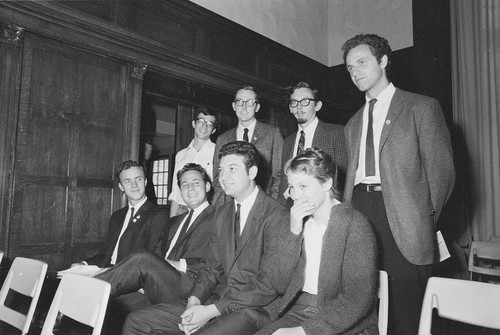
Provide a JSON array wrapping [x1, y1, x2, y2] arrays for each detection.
[[352, 190, 432, 335], [95, 249, 183, 306], [123, 300, 270, 335]]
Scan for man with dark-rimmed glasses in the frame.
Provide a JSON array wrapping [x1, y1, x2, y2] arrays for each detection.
[[277, 81, 348, 208], [211, 85, 283, 207], [169, 107, 218, 217]]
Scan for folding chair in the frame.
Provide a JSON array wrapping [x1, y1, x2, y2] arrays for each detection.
[[378, 270, 389, 335], [0, 257, 48, 335], [489, 235, 500, 243], [418, 277, 500, 334], [468, 241, 500, 282], [41, 274, 111, 335]]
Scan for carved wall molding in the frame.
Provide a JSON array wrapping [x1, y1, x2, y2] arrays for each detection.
[[129, 63, 147, 80], [1, 23, 25, 46]]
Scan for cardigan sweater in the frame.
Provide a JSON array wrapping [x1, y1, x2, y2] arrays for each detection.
[[264, 203, 379, 335]]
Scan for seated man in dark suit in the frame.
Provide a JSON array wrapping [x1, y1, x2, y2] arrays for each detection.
[[81, 160, 166, 268], [95, 162, 215, 310], [122, 141, 289, 335]]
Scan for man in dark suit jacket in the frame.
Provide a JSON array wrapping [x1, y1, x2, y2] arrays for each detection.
[[211, 85, 283, 206], [342, 34, 455, 335], [95, 163, 215, 309], [278, 82, 348, 208], [82, 160, 165, 268], [123, 141, 288, 335]]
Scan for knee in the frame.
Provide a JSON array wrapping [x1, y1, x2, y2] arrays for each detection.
[[123, 310, 150, 334]]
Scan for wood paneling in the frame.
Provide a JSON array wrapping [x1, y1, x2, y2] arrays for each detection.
[[9, 35, 127, 270]]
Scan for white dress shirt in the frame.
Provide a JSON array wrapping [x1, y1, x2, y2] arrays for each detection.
[[237, 119, 257, 142], [292, 116, 319, 158], [233, 186, 259, 235], [110, 196, 148, 265], [166, 201, 209, 273], [302, 216, 327, 295], [355, 83, 396, 185]]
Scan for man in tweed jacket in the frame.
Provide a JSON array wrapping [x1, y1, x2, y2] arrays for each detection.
[[277, 82, 348, 208]]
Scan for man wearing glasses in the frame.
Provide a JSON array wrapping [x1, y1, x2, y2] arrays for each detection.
[[277, 82, 348, 208], [169, 107, 218, 217], [212, 85, 283, 206]]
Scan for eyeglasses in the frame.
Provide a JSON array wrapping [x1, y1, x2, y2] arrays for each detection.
[[196, 118, 215, 128], [234, 99, 258, 107], [289, 98, 318, 108]]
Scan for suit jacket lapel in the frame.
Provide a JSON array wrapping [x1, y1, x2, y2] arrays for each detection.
[[350, 109, 364, 170], [230, 189, 265, 268], [163, 213, 187, 255], [122, 200, 151, 235], [251, 121, 263, 144], [179, 206, 212, 244], [379, 89, 404, 153]]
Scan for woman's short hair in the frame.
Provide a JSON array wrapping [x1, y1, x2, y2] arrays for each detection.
[[284, 148, 341, 200]]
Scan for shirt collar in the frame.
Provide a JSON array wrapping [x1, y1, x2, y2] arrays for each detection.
[[238, 119, 257, 133], [234, 185, 259, 209], [129, 196, 148, 212], [298, 116, 319, 136], [366, 82, 395, 105]]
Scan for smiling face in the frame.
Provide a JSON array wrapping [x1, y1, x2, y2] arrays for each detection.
[[218, 153, 257, 203], [192, 112, 216, 141], [179, 169, 210, 210], [289, 87, 322, 128], [232, 89, 260, 127], [118, 166, 147, 205], [345, 44, 389, 98], [287, 172, 332, 214]]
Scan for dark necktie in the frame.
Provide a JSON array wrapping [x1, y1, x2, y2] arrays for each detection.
[[365, 99, 378, 177], [243, 128, 249, 142], [234, 204, 241, 250], [297, 130, 305, 156], [167, 209, 193, 259]]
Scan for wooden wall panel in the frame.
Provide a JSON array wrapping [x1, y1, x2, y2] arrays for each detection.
[[9, 35, 127, 270]]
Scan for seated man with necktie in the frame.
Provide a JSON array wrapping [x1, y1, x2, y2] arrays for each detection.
[[121, 141, 289, 335], [94, 162, 215, 312], [77, 160, 166, 269]]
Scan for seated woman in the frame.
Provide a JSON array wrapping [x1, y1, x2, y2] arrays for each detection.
[[256, 148, 379, 335]]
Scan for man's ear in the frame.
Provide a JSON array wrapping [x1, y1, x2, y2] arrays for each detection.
[[192, 120, 196, 129], [248, 166, 258, 180], [255, 103, 261, 113], [205, 182, 211, 193], [232, 102, 237, 112], [118, 182, 125, 192], [315, 100, 323, 111], [380, 55, 388, 69]]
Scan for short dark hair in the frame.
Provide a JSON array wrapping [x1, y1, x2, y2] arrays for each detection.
[[236, 85, 260, 103], [116, 160, 146, 181], [290, 82, 320, 100], [341, 34, 392, 69], [177, 163, 212, 188], [218, 141, 260, 173], [284, 148, 341, 201], [194, 106, 219, 126]]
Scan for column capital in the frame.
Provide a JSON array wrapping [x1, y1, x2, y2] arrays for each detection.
[[1, 24, 25, 46], [129, 63, 147, 80]]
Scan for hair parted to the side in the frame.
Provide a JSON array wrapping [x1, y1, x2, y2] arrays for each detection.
[[177, 163, 212, 189], [236, 85, 260, 103], [218, 141, 260, 174], [341, 33, 392, 70], [115, 160, 146, 181], [290, 81, 320, 100], [284, 148, 341, 201]]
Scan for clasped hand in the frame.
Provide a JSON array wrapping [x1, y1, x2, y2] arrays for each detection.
[[178, 296, 220, 334]]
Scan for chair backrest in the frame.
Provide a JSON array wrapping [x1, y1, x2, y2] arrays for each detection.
[[41, 274, 111, 335], [489, 235, 500, 243], [418, 277, 500, 335], [468, 241, 500, 280], [378, 270, 389, 335], [0, 257, 48, 335]]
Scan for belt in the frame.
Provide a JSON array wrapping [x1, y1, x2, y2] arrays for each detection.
[[354, 183, 382, 192]]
